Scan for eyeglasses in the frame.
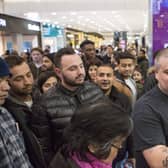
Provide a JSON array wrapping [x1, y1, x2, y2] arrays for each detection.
[[111, 143, 123, 150]]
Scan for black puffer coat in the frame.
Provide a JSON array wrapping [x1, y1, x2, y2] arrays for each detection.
[[30, 81, 105, 164]]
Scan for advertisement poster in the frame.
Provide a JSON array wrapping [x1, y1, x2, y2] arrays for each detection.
[[153, 0, 168, 53]]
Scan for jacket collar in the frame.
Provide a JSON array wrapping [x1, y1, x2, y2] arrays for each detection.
[[58, 83, 84, 96]]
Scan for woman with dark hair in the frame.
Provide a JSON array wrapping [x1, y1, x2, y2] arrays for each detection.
[[86, 59, 102, 83], [49, 101, 133, 168], [33, 71, 58, 102], [37, 71, 58, 93]]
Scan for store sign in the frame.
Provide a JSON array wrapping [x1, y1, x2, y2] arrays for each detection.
[[43, 26, 63, 37], [28, 24, 40, 31], [0, 18, 6, 27]]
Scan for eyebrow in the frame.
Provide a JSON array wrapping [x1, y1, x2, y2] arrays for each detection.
[[62, 62, 83, 71]]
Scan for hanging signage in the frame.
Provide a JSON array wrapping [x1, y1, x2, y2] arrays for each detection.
[[0, 18, 6, 27], [28, 24, 40, 31]]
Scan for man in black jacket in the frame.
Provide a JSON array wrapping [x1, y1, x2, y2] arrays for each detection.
[[4, 56, 46, 168], [31, 47, 105, 165], [96, 64, 134, 167]]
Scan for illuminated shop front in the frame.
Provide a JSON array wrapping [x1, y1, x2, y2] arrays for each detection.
[[0, 14, 42, 55]]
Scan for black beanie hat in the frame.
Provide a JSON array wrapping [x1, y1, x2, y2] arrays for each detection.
[[0, 58, 10, 77], [43, 53, 55, 63]]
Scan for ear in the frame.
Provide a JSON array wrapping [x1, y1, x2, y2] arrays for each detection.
[[54, 67, 62, 79], [88, 144, 97, 153]]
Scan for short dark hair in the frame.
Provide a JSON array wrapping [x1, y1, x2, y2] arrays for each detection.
[[98, 64, 113, 69], [54, 47, 75, 68], [31, 47, 43, 55], [5, 56, 25, 69], [62, 100, 132, 161], [116, 51, 135, 64], [80, 40, 95, 49]]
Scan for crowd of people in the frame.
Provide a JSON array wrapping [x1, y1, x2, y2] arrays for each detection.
[[0, 39, 167, 168]]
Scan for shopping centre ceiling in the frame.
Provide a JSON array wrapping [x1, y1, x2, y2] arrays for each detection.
[[2, 0, 149, 36]]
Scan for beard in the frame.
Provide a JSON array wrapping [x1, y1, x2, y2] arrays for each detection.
[[11, 85, 33, 97], [62, 74, 85, 88]]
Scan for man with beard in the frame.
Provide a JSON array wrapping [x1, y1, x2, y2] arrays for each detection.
[[41, 53, 55, 72], [31, 47, 105, 165], [0, 58, 33, 167], [4, 56, 46, 168]]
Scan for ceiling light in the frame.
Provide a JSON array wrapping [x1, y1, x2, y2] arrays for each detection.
[[70, 12, 77, 15], [85, 18, 90, 22], [67, 25, 72, 28], [51, 12, 57, 15], [24, 12, 39, 20], [78, 16, 83, 18], [91, 11, 97, 15], [54, 21, 59, 24], [111, 11, 118, 14], [114, 15, 121, 18], [43, 19, 50, 23], [62, 16, 67, 19]]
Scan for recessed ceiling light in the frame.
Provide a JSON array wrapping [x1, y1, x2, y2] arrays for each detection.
[[54, 21, 59, 24], [70, 12, 77, 15], [51, 12, 57, 15]]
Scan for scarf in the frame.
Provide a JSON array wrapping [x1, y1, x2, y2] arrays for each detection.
[[71, 152, 112, 168]]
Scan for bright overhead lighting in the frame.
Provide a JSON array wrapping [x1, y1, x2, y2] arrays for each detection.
[[91, 11, 97, 15], [62, 16, 67, 19], [43, 19, 50, 23], [114, 15, 121, 18], [111, 11, 118, 14], [67, 25, 72, 28], [78, 16, 83, 18], [24, 12, 39, 20], [90, 20, 95, 24], [85, 18, 90, 22], [70, 12, 77, 15], [51, 12, 57, 15], [54, 21, 59, 24]]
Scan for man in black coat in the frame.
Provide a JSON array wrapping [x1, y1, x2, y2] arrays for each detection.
[[31, 47, 105, 165], [96, 64, 134, 167], [4, 56, 46, 168]]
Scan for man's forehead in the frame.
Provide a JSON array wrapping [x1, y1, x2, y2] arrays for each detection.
[[120, 59, 134, 63], [61, 55, 83, 68], [97, 67, 113, 73]]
